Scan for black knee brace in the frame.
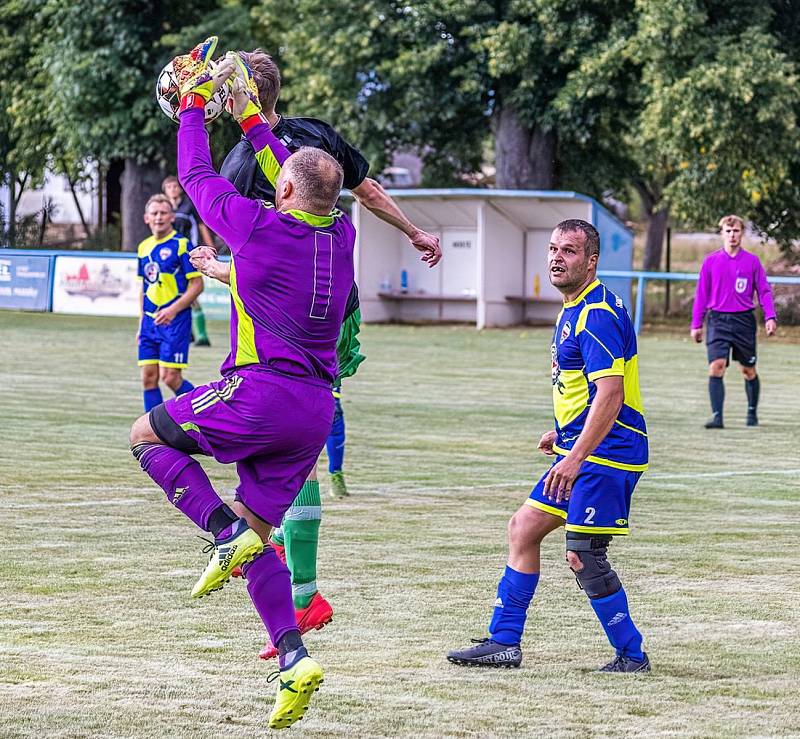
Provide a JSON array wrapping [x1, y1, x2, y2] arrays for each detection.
[[566, 532, 621, 599]]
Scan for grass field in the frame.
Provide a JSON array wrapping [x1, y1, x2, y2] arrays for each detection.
[[2, 312, 799, 738]]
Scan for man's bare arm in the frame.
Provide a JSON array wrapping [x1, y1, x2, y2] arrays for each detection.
[[351, 177, 442, 267]]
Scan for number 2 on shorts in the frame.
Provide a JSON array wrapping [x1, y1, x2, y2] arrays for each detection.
[[584, 507, 596, 524], [310, 231, 333, 319]]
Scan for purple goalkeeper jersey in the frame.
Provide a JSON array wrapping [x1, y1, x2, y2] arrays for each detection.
[[177, 107, 355, 384], [691, 247, 776, 329]]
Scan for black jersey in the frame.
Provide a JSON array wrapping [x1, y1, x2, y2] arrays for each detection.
[[172, 197, 201, 244], [220, 115, 370, 203]]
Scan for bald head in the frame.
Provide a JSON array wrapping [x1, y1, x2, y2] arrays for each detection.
[[277, 147, 344, 215]]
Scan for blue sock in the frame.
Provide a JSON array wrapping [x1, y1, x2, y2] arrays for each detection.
[[326, 396, 345, 473], [488, 565, 539, 645], [143, 387, 163, 411], [588, 586, 644, 660], [175, 379, 194, 396]]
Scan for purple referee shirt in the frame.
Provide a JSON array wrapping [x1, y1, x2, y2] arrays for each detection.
[[177, 107, 355, 384], [691, 247, 776, 330]]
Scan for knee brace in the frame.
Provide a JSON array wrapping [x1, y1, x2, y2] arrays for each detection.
[[566, 532, 621, 599]]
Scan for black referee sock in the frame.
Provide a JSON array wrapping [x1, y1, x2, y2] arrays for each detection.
[[745, 376, 760, 412], [709, 376, 725, 420]]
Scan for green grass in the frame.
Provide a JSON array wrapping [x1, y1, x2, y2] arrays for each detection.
[[2, 312, 799, 738]]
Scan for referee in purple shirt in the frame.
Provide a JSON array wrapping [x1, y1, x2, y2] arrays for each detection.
[[691, 215, 777, 428]]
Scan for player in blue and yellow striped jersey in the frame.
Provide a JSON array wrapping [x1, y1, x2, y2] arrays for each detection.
[[137, 194, 204, 411], [448, 219, 650, 673]]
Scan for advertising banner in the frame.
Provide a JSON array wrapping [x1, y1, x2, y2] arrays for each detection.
[[52, 255, 140, 316], [0, 253, 53, 311]]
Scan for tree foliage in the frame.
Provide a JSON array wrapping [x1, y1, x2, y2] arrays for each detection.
[[3, 0, 800, 256]]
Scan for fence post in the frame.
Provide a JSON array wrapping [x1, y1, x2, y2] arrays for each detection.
[[634, 275, 645, 335]]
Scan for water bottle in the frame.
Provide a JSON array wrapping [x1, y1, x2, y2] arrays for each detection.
[[400, 269, 408, 293]]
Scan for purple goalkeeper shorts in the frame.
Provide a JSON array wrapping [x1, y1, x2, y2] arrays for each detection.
[[162, 366, 334, 527]]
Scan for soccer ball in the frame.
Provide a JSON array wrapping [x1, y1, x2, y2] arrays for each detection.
[[155, 60, 228, 125]]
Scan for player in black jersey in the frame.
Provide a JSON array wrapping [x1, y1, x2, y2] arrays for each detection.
[[190, 49, 441, 660]]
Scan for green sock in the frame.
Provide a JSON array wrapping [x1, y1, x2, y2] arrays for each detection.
[[270, 526, 284, 547], [192, 304, 210, 343], [284, 480, 321, 609]]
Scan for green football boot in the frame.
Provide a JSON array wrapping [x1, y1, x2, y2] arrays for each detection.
[[329, 471, 349, 498], [191, 520, 264, 598], [268, 655, 324, 730]]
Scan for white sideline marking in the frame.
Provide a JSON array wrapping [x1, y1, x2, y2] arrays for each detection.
[[9, 468, 799, 509], [377, 467, 800, 495]]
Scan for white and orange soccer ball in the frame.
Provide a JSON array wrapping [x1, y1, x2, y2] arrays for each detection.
[[155, 60, 228, 124]]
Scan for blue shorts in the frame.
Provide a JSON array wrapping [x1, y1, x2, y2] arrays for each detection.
[[138, 309, 192, 369], [527, 457, 641, 536]]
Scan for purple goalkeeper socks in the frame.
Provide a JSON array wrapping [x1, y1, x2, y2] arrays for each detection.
[[136, 443, 225, 531], [243, 549, 298, 650]]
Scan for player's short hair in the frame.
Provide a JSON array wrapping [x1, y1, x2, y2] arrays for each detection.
[[145, 193, 174, 213], [718, 214, 744, 230], [285, 147, 344, 214], [555, 219, 600, 258], [161, 175, 180, 192], [240, 49, 281, 111]]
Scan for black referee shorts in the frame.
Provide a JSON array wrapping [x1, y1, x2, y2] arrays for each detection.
[[706, 309, 757, 367]]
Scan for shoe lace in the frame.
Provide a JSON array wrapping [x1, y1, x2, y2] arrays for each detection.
[[198, 535, 216, 560], [266, 669, 281, 684], [470, 638, 490, 645]]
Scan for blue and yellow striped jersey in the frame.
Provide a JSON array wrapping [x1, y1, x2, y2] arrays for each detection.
[[137, 231, 200, 316], [550, 279, 648, 471]]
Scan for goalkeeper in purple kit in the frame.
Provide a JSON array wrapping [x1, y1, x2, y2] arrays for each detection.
[[129, 38, 351, 729]]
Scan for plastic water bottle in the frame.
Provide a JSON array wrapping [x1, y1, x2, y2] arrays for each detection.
[[400, 269, 408, 293]]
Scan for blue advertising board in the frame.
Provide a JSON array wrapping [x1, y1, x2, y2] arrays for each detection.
[[0, 253, 53, 311]]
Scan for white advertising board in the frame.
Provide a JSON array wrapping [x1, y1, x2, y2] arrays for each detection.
[[52, 255, 140, 317]]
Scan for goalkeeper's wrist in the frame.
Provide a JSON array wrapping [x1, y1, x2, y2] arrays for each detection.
[[179, 93, 208, 114], [239, 112, 269, 133]]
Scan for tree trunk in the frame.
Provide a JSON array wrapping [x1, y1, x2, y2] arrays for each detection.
[[643, 208, 669, 272], [106, 158, 124, 226], [8, 169, 16, 246], [62, 162, 91, 239], [121, 158, 163, 251], [495, 106, 557, 189]]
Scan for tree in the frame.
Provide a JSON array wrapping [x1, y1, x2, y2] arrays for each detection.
[[0, 0, 57, 243], [252, 0, 636, 188], [626, 0, 800, 269], [35, 0, 259, 249]]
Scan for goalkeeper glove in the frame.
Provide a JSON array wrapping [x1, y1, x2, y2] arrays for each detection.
[[225, 51, 264, 125], [172, 36, 234, 113]]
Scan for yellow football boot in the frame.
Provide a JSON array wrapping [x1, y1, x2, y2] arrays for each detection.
[[191, 520, 264, 598], [267, 656, 324, 730]]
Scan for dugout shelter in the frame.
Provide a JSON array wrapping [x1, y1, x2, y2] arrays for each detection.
[[352, 189, 633, 328]]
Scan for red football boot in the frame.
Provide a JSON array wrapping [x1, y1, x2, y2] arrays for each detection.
[[270, 539, 287, 564], [258, 592, 334, 660], [231, 539, 286, 579]]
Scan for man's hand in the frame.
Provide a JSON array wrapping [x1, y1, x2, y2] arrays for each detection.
[[153, 304, 179, 326], [225, 52, 262, 122], [691, 327, 703, 343], [189, 246, 230, 284], [765, 318, 777, 337], [542, 454, 583, 504], [172, 36, 235, 104], [537, 430, 558, 456], [410, 228, 442, 267]]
